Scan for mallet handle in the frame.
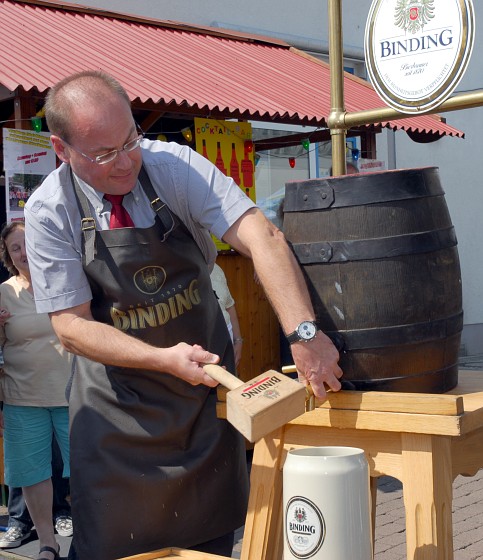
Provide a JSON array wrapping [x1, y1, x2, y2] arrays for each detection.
[[203, 364, 244, 391]]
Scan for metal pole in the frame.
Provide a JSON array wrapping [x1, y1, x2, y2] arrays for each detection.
[[332, 89, 483, 129], [328, 0, 347, 176]]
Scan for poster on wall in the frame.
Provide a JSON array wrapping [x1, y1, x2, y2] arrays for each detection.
[[194, 118, 255, 251], [3, 128, 56, 222]]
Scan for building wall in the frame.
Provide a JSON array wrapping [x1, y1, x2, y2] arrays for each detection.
[[64, 0, 483, 354]]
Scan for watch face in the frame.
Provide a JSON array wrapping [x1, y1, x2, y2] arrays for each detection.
[[297, 321, 317, 340]]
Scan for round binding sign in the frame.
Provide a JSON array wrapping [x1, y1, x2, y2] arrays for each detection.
[[365, 0, 475, 114], [285, 496, 325, 558]]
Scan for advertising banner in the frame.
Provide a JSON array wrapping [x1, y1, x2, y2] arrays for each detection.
[[194, 118, 255, 250], [3, 128, 56, 222], [365, 0, 475, 113]]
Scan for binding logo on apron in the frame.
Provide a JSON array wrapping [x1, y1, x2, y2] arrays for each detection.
[[134, 266, 167, 295]]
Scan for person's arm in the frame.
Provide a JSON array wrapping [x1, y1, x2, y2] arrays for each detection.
[[49, 301, 219, 387], [0, 297, 6, 432], [0, 299, 9, 345], [0, 307, 11, 326], [226, 304, 243, 367], [223, 208, 342, 400]]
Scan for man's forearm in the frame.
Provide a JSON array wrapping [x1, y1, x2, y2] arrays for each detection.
[[223, 208, 343, 399], [52, 313, 166, 371], [251, 231, 316, 335], [49, 307, 220, 387]]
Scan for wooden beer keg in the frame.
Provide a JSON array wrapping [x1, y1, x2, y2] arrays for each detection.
[[283, 167, 462, 392]]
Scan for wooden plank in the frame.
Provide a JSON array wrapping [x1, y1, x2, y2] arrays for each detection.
[[401, 434, 453, 559], [119, 548, 229, 559], [318, 390, 464, 416], [217, 404, 463, 436], [218, 390, 463, 416], [281, 365, 469, 415], [219, 370, 483, 435], [118, 549, 174, 559], [459, 407, 483, 434], [451, 428, 483, 478], [241, 428, 285, 560], [449, 370, 483, 431], [290, 408, 463, 436]]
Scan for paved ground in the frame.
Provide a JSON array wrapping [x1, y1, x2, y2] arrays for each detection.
[[1, 360, 482, 560]]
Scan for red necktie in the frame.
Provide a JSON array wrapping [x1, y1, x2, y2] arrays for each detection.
[[104, 194, 134, 229]]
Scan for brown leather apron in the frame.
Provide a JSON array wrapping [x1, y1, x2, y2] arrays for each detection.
[[69, 170, 249, 560]]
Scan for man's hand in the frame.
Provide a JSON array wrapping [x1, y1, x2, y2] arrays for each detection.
[[161, 343, 221, 387], [290, 332, 343, 401]]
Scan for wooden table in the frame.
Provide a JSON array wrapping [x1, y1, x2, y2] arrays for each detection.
[[120, 370, 483, 560], [240, 369, 483, 560]]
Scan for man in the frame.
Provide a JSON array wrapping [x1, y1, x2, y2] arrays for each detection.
[[25, 70, 342, 560]]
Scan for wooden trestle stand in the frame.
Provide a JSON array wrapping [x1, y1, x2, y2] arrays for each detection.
[[120, 369, 483, 560]]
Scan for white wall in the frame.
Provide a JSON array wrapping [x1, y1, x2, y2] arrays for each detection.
[[64, 0, 483, 353]]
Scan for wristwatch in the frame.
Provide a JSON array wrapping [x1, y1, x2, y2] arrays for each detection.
[[286, 321, 319, 344]]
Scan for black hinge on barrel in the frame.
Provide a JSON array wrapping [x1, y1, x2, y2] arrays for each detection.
[[296, 242, 333, 263], [285, 184, 335, 211]]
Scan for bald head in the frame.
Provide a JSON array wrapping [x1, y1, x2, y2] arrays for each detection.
[[45, 70, 131, 142]]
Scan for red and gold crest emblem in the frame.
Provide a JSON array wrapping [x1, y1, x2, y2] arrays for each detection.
[[395, 0, 434, 34]]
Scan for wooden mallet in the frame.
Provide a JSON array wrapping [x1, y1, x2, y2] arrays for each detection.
[[203, 364, 309, 442]]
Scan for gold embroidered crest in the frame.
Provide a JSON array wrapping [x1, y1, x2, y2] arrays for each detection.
[[134, 266, 166, 295]]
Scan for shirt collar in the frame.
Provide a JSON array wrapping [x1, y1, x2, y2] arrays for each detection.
[[72, 170, 141, 209]]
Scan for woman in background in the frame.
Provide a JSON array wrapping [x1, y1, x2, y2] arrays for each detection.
[[0, 221, 72, 560]]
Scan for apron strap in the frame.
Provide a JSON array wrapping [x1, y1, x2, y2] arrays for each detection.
[[70, 169, 97, 266], [71, 164, 178, 265], [138, 165, 176, 242]]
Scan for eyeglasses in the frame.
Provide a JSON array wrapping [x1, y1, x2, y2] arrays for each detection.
[[62, 132, 144, 165]]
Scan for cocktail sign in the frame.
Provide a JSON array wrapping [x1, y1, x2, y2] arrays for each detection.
[[365, 0, 475, 114]]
